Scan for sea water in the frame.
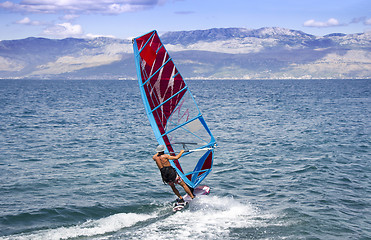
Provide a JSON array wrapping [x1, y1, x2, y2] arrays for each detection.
[[0, 79, 370, 240]]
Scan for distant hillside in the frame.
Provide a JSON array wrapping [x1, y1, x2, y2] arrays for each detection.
[[0, 27, 370, 80]]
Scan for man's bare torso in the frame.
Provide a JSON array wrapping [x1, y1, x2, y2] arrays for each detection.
[[153, 153, 172, 169]]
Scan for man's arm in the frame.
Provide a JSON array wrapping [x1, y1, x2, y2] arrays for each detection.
[[168, 150, 185, 160]]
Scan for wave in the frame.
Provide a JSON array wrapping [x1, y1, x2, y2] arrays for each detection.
[[1, 212, 155, 240]]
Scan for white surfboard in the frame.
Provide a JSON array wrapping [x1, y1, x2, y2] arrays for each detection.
[[172, 185, 210, 212]]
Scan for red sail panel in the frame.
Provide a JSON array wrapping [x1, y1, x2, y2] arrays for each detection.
[[136, 31, 187, 171], [135, 32, 152, 49], [199, 151, 213, 177], [139, 45, 156, 66], [137, 32, 187, 134]]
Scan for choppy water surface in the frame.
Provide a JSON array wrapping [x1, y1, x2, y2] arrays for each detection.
[[0, 79, 370, 239]]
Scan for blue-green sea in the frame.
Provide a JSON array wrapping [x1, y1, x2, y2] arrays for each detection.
[[0, 79, 370, 240]]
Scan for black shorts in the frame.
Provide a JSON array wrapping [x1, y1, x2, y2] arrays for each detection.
[[160, 166, 180, 184]]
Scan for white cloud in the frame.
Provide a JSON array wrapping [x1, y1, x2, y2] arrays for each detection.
[[0, 0, 162, 14], [62, 14, 79, 20], [42, 22, 83, 38], [15, 17, 42, 25], [0, 1, 14, 9], [365, 18, 371, 25], [304, 18, 341, 28], [41, 22, 117, 39], [16, 17, 31, 24]]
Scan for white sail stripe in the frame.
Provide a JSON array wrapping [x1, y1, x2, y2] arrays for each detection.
[[157, 51, 166, 88], [167, 65, 176, 114], [157, 51, 170, 123], [149, 36, 156, 76]]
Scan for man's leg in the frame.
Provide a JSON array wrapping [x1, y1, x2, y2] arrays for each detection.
[[179, 180, 195, 199], [169, 183, 183, 199]]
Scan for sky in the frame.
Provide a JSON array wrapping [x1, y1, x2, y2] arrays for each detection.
[[0, 0, 370, 40]]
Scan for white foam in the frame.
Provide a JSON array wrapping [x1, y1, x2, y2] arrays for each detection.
[[2, 196, 277, 240], [125, 195, 276, 240], [3, 212, 155, 240]]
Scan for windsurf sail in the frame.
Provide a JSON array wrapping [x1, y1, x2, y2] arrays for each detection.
[[132, 30, 216, 188]]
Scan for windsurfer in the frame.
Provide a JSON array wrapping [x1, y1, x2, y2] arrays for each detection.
[[153, 145, 195, 203]]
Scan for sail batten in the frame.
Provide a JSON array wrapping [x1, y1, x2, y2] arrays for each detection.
[[133, 30, 216, 188], [162, 114, 202, 137], [150, 86, 188, 113], [141, 57, 173, 87]]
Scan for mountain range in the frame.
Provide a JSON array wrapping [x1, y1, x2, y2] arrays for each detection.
[[0, 27, 370, 80]]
